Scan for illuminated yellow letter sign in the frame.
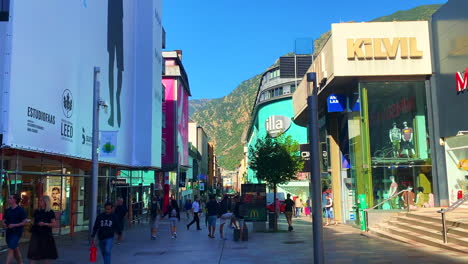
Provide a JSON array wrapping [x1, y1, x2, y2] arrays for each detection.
[[347, 37, 423, 60]]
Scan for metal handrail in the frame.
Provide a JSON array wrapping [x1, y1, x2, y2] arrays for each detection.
[[363, 187, 412, 232], [365, 188, 412, 212], [437, 194, 468, 244]]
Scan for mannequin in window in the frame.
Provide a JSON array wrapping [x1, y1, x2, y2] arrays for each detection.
[[389, 122, 401, 158], [388, 176, 398, 209], [401, 186, 416, 209], [415, 186, 427, 208], [401, 121, 415, 158]]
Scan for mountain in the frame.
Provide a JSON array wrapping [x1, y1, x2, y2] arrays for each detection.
[[189, 99, 212, 117], [191, 75, 262, 170], [190, 4, 443, 170]]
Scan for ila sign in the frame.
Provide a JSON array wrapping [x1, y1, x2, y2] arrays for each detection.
[[265, 115, 291, 137], [456, 67, 468, 92]]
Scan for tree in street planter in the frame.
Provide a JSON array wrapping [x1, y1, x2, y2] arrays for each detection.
[[248, 134, 304, 231]]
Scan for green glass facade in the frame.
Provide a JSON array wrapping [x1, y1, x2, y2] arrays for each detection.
[[347, 81, 432, 212]]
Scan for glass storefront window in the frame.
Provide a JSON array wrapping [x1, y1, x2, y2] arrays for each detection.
[[361, 81, 432, 210], [445, 135, 468, 204]]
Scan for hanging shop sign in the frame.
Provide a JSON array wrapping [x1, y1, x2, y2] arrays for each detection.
[[327, 94, 347, 112], [111, 178, 128, 186], [456, 67, 468, 92], [265, 115, 291, 137]]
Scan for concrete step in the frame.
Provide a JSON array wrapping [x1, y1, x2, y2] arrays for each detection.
[[388, 221, 468, 248], [374, 224, 468, 254], [405, 212, 468, 229], [396, 216, 468, 238]]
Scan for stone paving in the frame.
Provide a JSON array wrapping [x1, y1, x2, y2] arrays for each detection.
[[1, 214, 467, 263]]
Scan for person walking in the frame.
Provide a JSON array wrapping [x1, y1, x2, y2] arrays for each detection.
[[306, 197, 311, 217], [205, 195, 219, 238], [186, 196, 201, 231], [114, 198, 127, 244], [91, 202, 119, 264], [294, 197, 303, 217], [324, 193, 337, 226], [233, 196, 245, 241], [163, 199, 180, 239], [27, 195, 58, 263], [3, 194, 27, 264], [149, 195, 161, 240], [218, 195, 233, 240], [184, 199, 192, 220], [284, 194, 295, 231]]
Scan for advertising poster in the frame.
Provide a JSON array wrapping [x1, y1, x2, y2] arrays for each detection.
[[241, 184, 267, 222], [46, 177, 67, 212], [2, 0, 163, 168]]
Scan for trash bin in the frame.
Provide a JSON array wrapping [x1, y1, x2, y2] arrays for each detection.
[[268, 212, 276, 230], [358, 194, 367, 231]]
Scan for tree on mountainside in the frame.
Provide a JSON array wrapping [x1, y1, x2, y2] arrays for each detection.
[[248, 134, 303, 231]]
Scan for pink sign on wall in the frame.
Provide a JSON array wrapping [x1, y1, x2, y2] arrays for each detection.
[[161, 78, 189, 167], [178, 83, 189, 167], [162, 78, 176, 165]]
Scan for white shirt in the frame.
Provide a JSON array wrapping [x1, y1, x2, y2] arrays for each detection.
[[192, 201, 200, 213]]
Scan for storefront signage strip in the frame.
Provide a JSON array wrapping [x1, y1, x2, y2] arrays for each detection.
[[347, 37, 423, 60]]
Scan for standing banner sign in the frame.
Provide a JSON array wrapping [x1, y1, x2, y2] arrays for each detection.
[[241, 184, 267, 222]]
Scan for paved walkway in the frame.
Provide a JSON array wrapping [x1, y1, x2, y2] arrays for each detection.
[[1, 214, 467, 264]]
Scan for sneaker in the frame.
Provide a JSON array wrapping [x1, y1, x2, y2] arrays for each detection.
[[174, 233, 177, 238], [171, 235, 175, 239], [151, 236, 156, 240]]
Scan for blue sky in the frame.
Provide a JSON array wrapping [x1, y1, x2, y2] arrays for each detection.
[[163, 0, 446, 100]]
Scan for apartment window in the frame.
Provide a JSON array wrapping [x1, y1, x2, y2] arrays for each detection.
[[0, 0, 9, 21], [162, 113, 166, 128], [162, 139, 166, 156], [290, 84, 297, 93], [162, 84, 166, 102]]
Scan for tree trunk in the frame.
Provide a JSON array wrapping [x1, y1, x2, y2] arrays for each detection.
[[274, 184, 278, 231]]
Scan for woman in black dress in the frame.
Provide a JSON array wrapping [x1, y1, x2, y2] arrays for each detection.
[[27, 195, 58, 263]]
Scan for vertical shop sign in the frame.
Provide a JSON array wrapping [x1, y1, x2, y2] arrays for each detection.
[[456, 67, 468, 92]]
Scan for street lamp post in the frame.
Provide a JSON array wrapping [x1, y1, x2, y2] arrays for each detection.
[[89, 67, 107, 239], [307, 72, 324, 264]]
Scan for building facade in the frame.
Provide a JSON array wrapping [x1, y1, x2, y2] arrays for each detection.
[[430, 0, 468, 205], [293, 21, 434, 224], [245, 57, 311, 202], [162, 50, 191, 209], [0, 0, 163, 248]]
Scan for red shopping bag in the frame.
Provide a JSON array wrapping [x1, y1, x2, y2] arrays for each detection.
[[90, 240, 97, 262]]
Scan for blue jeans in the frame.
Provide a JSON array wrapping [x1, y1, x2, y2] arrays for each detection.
[[295, 207, 301, 217], [99, 238, 113, 264]]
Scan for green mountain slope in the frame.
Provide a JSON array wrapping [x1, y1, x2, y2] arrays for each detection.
[[190, 4, 443, 170], [189, 99, 212, 117], [191, 75, 262, 170]]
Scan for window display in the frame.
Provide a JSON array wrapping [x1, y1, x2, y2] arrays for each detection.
[[360, 81, 432, 210], [389, 122, 401, 158]]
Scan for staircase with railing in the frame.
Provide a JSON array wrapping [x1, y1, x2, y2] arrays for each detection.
[[364, 192, 468, 254]]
